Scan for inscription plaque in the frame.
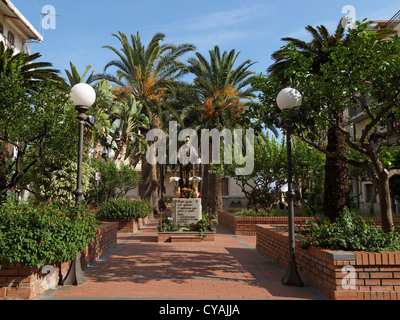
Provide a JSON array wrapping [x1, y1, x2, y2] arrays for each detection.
[[172, 198, 202, 226]]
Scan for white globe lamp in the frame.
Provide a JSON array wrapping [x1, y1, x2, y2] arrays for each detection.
[[70, 83, 96, 108], [276, 88, 302, 110]]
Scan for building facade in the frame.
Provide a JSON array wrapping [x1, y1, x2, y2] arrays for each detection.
[[0, 0, 42, 53]]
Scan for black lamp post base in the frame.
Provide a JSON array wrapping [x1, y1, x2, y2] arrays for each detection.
[[62, 256, 86, 286], [282, 258, 304, 287]]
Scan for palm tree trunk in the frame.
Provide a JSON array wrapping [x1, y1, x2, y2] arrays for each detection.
[[140, 152, 151, 198], [207, 139, 223, 214], [323, 120, 350, 221], [149, 113, 161, 218]]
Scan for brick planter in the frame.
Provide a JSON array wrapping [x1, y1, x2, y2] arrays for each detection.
[[256, 224, 400, 300], [218, 210, 314, 235], [158, 231, 215, 242], [97, 216, 148, 233], [0, 222, 118, 300]]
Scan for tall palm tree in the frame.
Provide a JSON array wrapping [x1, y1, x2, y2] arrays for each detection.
[[0, 42, 65, 91], [267, 19, 351, 221], [187, 46, 257, 213], [99, 31, 195, 217]]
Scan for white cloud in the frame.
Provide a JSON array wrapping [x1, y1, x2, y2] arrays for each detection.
[[162, 3, 275, 52], [172, 3, 274, 32]]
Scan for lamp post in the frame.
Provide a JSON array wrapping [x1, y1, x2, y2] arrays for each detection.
[[276, 87, 304, 287], [70, 83, 96, 205], [63, 83, 96, 286]]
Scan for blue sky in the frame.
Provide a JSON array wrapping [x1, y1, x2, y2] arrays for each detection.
[[11, 0, 400, 81]]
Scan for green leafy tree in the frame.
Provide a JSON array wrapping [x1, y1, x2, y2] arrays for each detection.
[[87, 158, 141, 204], [0, 77, 73, 197], [0, 45, 67, 197], [215, 133, 286, 212], [252, 21, 400, 233]]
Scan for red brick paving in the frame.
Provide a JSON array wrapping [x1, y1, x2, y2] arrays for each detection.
[[39, 219, 323, 300]]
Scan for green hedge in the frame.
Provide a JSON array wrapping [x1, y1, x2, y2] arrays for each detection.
[[96, 197, 151, 220], [0, 198, 98, 268]]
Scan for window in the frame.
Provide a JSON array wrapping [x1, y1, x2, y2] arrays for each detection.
[[365, 184, 375, 202], [7, 31, 14, 46]]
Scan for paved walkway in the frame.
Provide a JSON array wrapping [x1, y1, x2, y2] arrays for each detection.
[[38, 219, 325, 300]]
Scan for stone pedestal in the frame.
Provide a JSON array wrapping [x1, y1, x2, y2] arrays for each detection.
[[172, 198, 202, 226]]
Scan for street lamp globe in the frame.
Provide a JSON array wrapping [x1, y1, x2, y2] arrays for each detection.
[[276, 87, 302, 110], [70, 83, 96, 108]]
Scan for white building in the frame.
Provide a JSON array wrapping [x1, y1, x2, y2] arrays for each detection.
[[0, 0, 42, 53]]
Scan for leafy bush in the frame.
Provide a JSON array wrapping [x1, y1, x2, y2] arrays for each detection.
[[86, 158, 141, 204], [158, 217, 179, 232], [235, 208, 270, 217], [20, 157, 94, 205], [0, 198, 98, 268], [158, 212, 217, 233], [299, 207, 400, 252], [96, 197, 151, 220]]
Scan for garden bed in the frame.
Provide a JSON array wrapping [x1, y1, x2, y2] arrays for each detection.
[[256, 224, 400, 300], [0, 222, 118, 300], [158, 231, 215, 242], [218, 210, 314, 235]]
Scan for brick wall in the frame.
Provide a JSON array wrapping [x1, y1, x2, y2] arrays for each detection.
[[218, 210, 314, 235], [0, 221, 118, 300], [219, 211, 400, 236], [256, 224, 400, 300], [96, 216, 148, 233]]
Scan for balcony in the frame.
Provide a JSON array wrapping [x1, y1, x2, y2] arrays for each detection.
[[383, 9, 400, 29]]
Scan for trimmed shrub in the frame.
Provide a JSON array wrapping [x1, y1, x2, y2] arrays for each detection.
[[0, 198, 98, 268], [96, 197, 151, 220]]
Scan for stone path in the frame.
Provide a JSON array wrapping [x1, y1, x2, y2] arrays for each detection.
[[37, 219, 325, 300]]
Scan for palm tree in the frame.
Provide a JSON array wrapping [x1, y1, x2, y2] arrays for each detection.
[[65, 61, 98, 86], [187, 46, 257, 213], [100, 31, 195, 217], [268, 19, 351, 221], [0, 42, 65, 91], [110, 95, 150, 163]]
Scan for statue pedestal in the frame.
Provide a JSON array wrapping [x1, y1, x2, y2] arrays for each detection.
[[172, 198, 202, 226]]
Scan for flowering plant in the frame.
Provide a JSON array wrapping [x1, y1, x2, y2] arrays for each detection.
[[181, 188, 201, 198], [181, 188, 193, 198]]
